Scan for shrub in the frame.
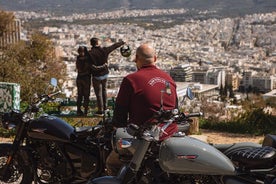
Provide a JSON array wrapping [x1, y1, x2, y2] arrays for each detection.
[[200, 108, 276, 135]]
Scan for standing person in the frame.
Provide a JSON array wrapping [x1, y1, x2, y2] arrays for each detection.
[[75, 46, 91, 116], [89, 37, 125, 115], [105, 43, 178, 175]]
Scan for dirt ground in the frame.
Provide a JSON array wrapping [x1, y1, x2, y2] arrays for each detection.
[[0, 137, 12, 143], [0, 129, 264, 144], [200, 129, 264, 144]]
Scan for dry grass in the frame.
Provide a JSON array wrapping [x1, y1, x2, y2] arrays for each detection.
[[201, 129, 264, 144]]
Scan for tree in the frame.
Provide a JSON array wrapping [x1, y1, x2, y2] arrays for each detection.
[[0, 32, 66, 102], [0, 10, 14, 37]]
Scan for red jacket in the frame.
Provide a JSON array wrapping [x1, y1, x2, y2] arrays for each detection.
[[112, 65, 177, 127]]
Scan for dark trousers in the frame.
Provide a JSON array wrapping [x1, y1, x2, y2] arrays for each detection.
[[92, 77, 107, 113], [76, 75, 91, 114]]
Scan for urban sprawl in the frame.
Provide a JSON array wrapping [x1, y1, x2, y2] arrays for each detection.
[[13, 9, 276, 117]]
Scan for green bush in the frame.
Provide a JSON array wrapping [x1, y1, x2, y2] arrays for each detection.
[[2, 103, 275, 138], [200, 108, 276, 135], [0, 127, 16, 138]]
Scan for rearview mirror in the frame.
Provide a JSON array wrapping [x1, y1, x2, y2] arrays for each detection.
[[50, 78, 57, 87]]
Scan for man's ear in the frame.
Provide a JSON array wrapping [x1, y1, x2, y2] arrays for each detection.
[[153, 55, 157, 62]]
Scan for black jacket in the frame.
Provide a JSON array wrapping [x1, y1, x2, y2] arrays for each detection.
[[89, 41, 124, 77]]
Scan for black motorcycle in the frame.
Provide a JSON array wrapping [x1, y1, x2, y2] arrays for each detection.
[[0, 78, 112, 184]]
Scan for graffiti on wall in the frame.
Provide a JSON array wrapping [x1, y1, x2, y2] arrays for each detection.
[[0, 82, 20, 113]]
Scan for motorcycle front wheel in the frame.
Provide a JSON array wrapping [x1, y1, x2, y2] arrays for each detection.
[[0, 143, 33, 184]]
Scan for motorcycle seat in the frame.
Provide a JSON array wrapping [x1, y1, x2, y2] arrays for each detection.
[[75, 125, 102, 138], [230, 146, 276, 169], [213, 142, 261, 156]]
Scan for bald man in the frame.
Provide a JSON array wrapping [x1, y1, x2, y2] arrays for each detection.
[[112, 43, 178, 127], [105, 43, 178, 175]]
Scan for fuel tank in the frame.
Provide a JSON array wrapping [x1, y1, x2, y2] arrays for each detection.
[[159, 136, 236, 175], [28, 115, 75, 142]]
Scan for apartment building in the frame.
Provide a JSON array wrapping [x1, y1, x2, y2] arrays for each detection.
[[0, 19, 21, 48], [272, 61, 276, 75], [239, 71, 252, 92], [226, 72, 240, 91], [251, 75, 274, 93], [192, 69, 207, 84], [206, 67, 226, 88], [191, 67, 228, 90], [170, 64, 192, 82], [239, 70, 275, 93], [193, 83, 218, 101], [176, 82, 219, 103]]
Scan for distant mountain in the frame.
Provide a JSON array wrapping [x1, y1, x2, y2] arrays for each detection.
[[0, 0, 275, 17]]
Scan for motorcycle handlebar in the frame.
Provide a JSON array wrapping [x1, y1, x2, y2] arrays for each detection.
[[125, 111, 204, 139], [28, 91, 61, 113], [48, 91, 61, 98], [185, 112, 203, 118]]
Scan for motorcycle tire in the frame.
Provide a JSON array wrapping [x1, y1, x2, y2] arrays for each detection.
[[0, 143, 33, 184]]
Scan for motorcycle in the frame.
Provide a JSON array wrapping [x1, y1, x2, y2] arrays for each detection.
[[0, 78, 113, 184], [88, 87, 276, 184]]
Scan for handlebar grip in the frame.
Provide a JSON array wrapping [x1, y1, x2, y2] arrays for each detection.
[[186, 112, 203, 118], [49, 91, 61, 98]]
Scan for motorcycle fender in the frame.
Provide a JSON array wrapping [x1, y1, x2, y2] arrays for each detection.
[[159, 136, 236, 175], [89, 176, 120, 184]]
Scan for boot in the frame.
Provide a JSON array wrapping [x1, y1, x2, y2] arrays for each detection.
[[77, 106, 83, 116], [84, 106, 89, 116]]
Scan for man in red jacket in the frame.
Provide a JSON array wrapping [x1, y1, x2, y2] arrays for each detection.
[[106, 43, 178, 175], [89, 38, 125, 115]]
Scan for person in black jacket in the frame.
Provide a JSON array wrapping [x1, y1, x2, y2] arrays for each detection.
[[89, 38, 125, 115], [76, 46, 92, 116]]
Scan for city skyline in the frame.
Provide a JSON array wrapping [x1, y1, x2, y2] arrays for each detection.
[[28, 10, 275, 99], [0, 1, 275, 124], [0, 6, 275, 105], [1, 0, 275, 17]]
